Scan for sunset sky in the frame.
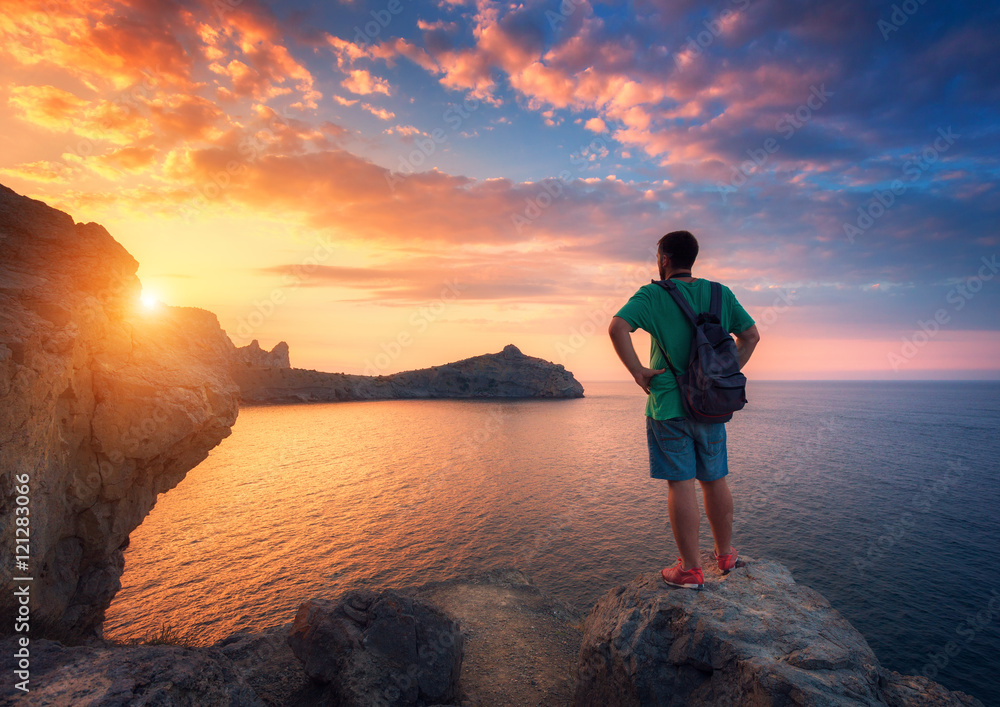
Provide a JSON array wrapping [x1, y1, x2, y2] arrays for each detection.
[[1, 0, 998, 381]]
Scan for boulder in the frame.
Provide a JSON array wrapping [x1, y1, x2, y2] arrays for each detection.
[[287, 590, 463, 706], [0, 636, 262, 706], [574, 553, 983, 706], [0, 183, 240, 639]]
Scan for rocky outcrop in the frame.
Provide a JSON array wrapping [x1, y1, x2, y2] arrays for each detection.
[[0, 571, 581, 706], [235, 339, 290, 368], [0, 183, 240, 640], [233, 343, 585, 404], [288, 590, 464, 706], [574, 552, 982, 707], [0, 636, 263, 705], [0, 558, 982, 706]]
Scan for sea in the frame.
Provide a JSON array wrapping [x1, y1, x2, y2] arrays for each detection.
[[103, 380, 1000, 705]]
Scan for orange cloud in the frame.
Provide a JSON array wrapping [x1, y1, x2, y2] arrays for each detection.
[[0, 160, 78, 183], [88, 147, 159, 179], [256, 256, 586, 304], [1, 0, 320, 118], [149, 139, 679, 266], [0, 0, 197, 91], [7, 85, 154, 145], [342, 69, 391, 96]]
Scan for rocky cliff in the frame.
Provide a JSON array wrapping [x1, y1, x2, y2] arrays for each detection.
[[233, 343, 585, 404], [235, 339, 290, 368], [0, 183, 240, 640]]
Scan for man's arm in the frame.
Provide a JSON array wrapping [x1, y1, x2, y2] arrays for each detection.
[[609, 316, 666, 394], [734, 324, 760, 370]]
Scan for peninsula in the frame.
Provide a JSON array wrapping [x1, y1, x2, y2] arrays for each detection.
[[232, 340, 585, 404]]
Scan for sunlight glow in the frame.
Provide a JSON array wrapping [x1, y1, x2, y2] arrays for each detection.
[[140, 291, 160, 310]]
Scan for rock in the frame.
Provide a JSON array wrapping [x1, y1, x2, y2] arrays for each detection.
[[574, 552, 983, 707], [411, 569, 581, 707], [235, 340, 290, 368], [233, 343, 585, 404], [0, 635, 262, 706], [214, 624, 322, 706], [500, 343, 522, 358], [287, 590, 464, 706], [0, 183, 240, 640]]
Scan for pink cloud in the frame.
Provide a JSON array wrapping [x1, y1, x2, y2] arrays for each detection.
[[361, 104, 395, 120]]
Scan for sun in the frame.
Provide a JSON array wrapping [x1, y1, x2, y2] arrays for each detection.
[[140, 290, 160, 310]]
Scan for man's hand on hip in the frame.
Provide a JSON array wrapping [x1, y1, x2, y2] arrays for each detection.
[[633, 366, 666, 394], [609, 316, 666, 394]]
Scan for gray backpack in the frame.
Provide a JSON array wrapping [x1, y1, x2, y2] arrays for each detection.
[[652, 279, 747, 423]]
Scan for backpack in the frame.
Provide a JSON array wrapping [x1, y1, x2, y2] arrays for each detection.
[[651, 279, 747, 423]]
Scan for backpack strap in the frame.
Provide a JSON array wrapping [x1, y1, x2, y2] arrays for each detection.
[[651, 279, 699, 327], [650, 279, 722, 377], [650, 279, 693, 380], [709, 281, 722, 320]]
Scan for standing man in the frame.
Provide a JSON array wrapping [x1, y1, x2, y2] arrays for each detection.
[[609, 231, 760, 589]]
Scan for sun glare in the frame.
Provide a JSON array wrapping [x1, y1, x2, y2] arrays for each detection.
[[140, 291, 160, 310]]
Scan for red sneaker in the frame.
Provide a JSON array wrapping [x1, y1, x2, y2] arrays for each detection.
[[661, 560, 704, 589], [715, 547, 738, 574]]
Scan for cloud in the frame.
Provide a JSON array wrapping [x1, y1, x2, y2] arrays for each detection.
[[361, 104, 395, 120], [0, 160, 78, 183], [341, 69, 392, 96], [385, 125, 425, 137], [256, 258, 582, 303], [7, 85, 154, 145], [86, 147, 159, 179], [0, 0, 198, 91], [0, 0, 320, 113]]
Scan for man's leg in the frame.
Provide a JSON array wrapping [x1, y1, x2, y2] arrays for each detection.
[[667, 479, 701, 570], [700, 477, 734, 557]]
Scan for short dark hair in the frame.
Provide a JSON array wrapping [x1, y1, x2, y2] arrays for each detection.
[[657, 231, 699, 269]]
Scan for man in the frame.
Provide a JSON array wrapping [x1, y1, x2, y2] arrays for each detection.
[[609, 230, 760, 589]]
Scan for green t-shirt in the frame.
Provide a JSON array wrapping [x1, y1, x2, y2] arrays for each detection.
[[615, 280, 755, 421]]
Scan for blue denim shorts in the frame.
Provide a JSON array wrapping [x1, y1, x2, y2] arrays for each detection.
[[646, 416, 729, 482]]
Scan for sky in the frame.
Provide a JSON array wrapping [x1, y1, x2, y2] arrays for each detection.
[[1, 0, 998, 381]]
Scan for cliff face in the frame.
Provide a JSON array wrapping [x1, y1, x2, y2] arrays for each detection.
[[233, 344, 585, 404], [0, 184, 240, 640]]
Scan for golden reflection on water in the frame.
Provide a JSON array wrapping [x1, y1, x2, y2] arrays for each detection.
[[104, 385, 655, 645]]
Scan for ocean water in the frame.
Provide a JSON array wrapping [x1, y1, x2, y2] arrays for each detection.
[[104, 381, 1000, 704]]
